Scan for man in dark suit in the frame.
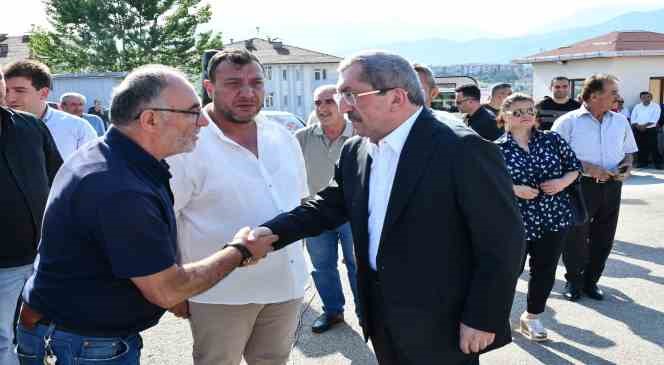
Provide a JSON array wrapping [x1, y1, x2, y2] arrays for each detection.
[[455, 84, 504, 141], [252, 51, 525, 365]]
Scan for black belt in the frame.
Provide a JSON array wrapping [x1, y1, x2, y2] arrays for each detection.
[[581, 176, 619, 184]]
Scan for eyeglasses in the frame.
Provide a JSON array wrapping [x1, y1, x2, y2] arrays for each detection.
[[333, 88, 395, 106], [314, 98, 336, 107], [134, 107, 201, 121], [505, 107, 536, 118]]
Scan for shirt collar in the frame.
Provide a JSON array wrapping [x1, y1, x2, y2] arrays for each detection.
[[42, 105, 54, 123], [105, 127, 172, 184], [368, 107, 423, 158]]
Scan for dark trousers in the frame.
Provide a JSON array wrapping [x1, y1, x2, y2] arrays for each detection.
[[563, 179, 622, 288], [366, 271, 479, 365], [634, 127, 662, 166], [522, 229, 568, 314]]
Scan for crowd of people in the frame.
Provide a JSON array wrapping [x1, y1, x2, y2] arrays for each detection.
[[0, 49, 655, 365]]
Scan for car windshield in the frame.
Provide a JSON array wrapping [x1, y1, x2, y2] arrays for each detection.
[[263, 113, 305, 133]]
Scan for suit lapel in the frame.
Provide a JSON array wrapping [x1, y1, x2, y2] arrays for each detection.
[[381, 111, 437, 241], [353, 139, 372, 262]]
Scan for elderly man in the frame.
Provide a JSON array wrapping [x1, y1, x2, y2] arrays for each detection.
[[16, 65, 276, 364], [482, 83, 512, 116], [630, 91, 662, 169], [3, 60, 97, 160], [295, 84, 358, 334], [167, 50, 309, 365], [455, 84, 503, 141], [60, 92, 106, 136], [553, 74, 638, 301], [0, 69, 62, 365], [253, 51, 525, 365], [536, 76, 581, 130]]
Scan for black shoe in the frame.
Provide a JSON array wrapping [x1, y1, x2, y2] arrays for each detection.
[[585, 285, 604, 300], [564, 282, 581, 301], [312, 313, 344, 334]]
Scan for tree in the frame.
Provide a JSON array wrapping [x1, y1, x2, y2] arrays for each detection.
[[30, 0, 222, 75]]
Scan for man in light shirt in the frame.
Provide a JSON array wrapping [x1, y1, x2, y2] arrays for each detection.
[[552, 74, 638, 302], [630, 91, 662, 169], [167, 50, 309, 365], [3, 60, 97, 160], [295, 85, 358, 334], [60, 92, 107, 136]]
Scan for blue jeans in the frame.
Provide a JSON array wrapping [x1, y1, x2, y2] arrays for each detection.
[[0, 264, 33, 365], [16, 323, 142, 364], [306, 223, 359, 315]]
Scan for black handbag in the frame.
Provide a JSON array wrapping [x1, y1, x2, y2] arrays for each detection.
[[567, 182, 589, 226]]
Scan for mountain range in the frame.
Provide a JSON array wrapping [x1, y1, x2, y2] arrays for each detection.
[[338, 8, 664, 66]]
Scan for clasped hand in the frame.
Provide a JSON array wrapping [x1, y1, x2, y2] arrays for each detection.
[[231, 226, 277, 266]]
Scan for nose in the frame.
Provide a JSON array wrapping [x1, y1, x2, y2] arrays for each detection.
[[338, 97, 353, 114]]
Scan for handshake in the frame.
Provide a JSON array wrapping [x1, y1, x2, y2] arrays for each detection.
[[229, 226, 277, 266]]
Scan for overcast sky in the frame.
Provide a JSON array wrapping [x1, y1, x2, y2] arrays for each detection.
[[2, 0, 663, 53]]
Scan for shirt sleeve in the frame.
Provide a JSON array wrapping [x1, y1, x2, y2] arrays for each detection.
[[290, 132, 310, 200], [652, 104, 662, 124], [78, 119, 98, 148], [166, 153, 197, 215], [551, 115, 572, 143], [96, 191, 177, 278], [630, 105, 639, 122]]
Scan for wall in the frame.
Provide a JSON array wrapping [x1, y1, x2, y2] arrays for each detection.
[[531, 56, 664, 109], [50, 74, 125, 110]]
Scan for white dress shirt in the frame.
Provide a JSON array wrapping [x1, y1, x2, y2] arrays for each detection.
[[630, 102, 661, 128], [552, 105, 638, 171], [167, 111, 310, 304], [42, 106, 98, 160], [367, 107, 422, 270]]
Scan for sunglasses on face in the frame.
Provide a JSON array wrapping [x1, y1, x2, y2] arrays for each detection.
[[506, 107, 536, 118]]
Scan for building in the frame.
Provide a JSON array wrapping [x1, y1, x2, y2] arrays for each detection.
[[514, 31, 664, 107], [49, 72, 127, 110], [218, 38, 343, 119], [0, 34, 31, 67]]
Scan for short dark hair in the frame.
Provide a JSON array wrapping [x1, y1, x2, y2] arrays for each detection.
[[3, 60, 52, 90], [640, 91, 652, 98], [491, 83, 512, 96], [581, 74, 618, 102], [110, 64, 183, 127], [455, 84, 481, 101], [207, 50, 263, 83], [413, 63, 436, 89], [550, 76, 570, 87]]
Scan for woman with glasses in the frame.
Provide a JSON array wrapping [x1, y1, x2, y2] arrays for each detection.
[[495, 93, 582, 342]]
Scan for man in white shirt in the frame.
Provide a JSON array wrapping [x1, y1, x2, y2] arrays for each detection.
[[3, 60, 97, 160], [553, 74, 638, 302], [167, 50, 309, 365], [60, 92, 107, 136], [630, 91, 662, 169]]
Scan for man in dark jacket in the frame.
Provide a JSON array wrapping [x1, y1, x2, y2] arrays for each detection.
[[455, 84, 504, 141], [0, 68, 62, 365]]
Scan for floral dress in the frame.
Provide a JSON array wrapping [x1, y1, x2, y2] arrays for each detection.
[[495, 130, 583, 241]]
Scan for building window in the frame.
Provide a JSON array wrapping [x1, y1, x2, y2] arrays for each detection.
[[322, 69, 327, 80], [0, 44, 8, 58], [266, 66, 272, 80], [283, 95, 289, 106], [297, 95, 303, 107], [282, 69, 287, 81], [569, 79, 584, 101], [295, 69, 301, 81], [265, 93, 274, 108], [314, 69, 321, 81]]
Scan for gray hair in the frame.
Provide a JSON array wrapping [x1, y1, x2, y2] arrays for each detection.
[[412, 63, 436, 89], [338, 51, 425, 106], [60, 92, 86, 105], [110, 64, 185, 127], [313, 84, 336, 99]]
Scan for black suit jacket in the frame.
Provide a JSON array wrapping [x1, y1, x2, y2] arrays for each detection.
[[466, 106, 504, 141], [264, 108, 525, 364]]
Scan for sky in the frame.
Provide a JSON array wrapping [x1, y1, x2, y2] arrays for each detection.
[[2, 0, 663, 53]]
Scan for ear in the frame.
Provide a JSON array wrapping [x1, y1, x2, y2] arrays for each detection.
[[38, 87, 50, 102], [203, 79, 214, 100], [136, 109, 159, 133], [389, 88, 409, 111], [430, 87, 440, 100]]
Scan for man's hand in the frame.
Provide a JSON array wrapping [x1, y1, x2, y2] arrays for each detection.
[[233, 226, 277, 263], [540, 178, 567, 195], [613, 163, 632, 182], [459, 322, 495, 354], [168, 301, 189, 319], [513, 185, 539, 200]]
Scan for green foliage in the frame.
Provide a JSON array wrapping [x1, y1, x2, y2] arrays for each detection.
[[30, 0, 222, 75]]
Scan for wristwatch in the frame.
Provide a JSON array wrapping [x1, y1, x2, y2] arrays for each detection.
[[223, 243, 254, 266]]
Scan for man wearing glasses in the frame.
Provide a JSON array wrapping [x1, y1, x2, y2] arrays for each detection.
[[252, 51, 525, 364], [455, 84, 503, 141], [166, 50, 309, 365], [17, 65, 277, 364], [295, 84, 358, 334]]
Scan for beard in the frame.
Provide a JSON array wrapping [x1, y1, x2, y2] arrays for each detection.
[[215, 101, 262, 124]]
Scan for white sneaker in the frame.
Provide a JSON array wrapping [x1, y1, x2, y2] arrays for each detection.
[[520, 314, 548, 342]]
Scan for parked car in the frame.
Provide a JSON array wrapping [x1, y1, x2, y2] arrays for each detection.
[[259, 110, 306, 134]]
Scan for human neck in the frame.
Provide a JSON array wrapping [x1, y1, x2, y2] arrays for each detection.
[[207, 104, 256, 138], [552, 96, 570, 104], [489, 101, 502, 110], [116, 126, 165, 160], [321, 120, 345, 141], [511, 128, 532, 149], [36, 102, 48, 119], [585, 103, 607, 121]]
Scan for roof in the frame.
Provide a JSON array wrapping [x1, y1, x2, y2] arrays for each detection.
[[221, 38, 342, 65], [514, 31, 664, 64], [0, 34, 31, 67]]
